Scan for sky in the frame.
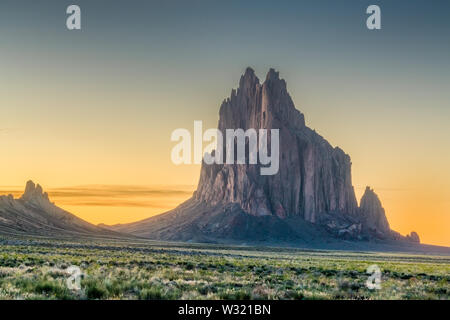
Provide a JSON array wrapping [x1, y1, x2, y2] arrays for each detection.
[[0, 0, 449, 246]]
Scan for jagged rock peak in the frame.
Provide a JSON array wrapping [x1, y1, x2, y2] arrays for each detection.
[[406, 231, 420, 243], [266, 68, 279, 80], [243, 66, 257, 80], [264, 68, 288, 94], [197, 68, 358, 223], [21, 180, 49, 202], [237, 67, 287, 93], [238, 67, 260, 93], [361, 186, 377, 199], [359, 187, 390, 233]]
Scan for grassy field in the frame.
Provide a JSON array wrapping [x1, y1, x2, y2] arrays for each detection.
[[0, 237, 448, 300]]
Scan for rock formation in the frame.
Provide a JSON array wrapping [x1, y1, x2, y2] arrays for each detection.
[[105, 68, 421, 245], [406, 231, 420, 243], [21, 180, 51, 205], [0, 180, 118, 237], [359, 186, 390, 235], [195, 68, 358, 223]]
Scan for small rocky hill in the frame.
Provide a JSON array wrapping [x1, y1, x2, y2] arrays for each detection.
[[0, 180, 120, 238]]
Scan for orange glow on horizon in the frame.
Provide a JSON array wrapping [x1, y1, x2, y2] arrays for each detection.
[[1, 68, 449, 248], [0, 183, 448, 247]]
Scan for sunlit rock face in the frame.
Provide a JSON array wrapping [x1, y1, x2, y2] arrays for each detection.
[[195, 68, 358, 223]]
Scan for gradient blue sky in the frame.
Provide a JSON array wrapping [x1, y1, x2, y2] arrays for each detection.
[[0, 0, 449, 245]]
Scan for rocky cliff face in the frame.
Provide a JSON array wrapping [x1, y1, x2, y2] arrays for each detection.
[[359, 186, 390, 235], [195, 68, 358, 223]]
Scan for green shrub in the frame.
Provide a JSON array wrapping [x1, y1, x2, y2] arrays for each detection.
[[139, 287, 163, 300], [84, 280, 107, 299]]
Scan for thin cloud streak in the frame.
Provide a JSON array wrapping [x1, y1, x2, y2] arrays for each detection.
[[0, 185, 195, 208]]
